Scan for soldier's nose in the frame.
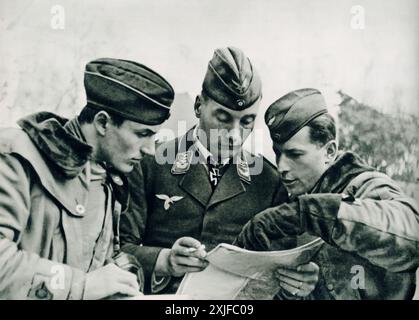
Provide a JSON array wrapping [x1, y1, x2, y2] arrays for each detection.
[[228, 129, 242, 147], [140, 138, 156, 156]]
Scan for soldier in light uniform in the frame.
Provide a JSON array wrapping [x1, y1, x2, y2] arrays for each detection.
[[120, 47, 319, 297], [0, 58, 174, 299]]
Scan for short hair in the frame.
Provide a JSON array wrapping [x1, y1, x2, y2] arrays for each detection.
[[78, 104, 125, 127], [306, 113, 336, 147]]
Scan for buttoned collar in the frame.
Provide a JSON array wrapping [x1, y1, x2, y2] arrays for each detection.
[[171, 127, 251, 184]]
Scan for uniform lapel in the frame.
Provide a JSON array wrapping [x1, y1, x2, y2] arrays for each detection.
[[178, 153, 212, 207], [173, 127, 213, 207], [174, 128, 250, 208]]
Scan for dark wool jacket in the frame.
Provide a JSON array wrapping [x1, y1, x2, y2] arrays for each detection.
[[120, 128, 290, 293]]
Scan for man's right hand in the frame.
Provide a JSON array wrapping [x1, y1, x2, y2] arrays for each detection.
[[84, 263, 141, 300], [155, 237, 208, 277]]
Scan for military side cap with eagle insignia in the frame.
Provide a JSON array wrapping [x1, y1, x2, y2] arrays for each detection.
[[265, 88, 328, 144], [202, 47, 262, 110]]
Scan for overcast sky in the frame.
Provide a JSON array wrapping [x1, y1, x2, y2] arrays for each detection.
[[0, 0, 418, 154], [1, 0, 418, 113]]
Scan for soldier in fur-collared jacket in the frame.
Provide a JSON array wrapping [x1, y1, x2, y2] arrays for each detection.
[[0, 58, 174, 299]]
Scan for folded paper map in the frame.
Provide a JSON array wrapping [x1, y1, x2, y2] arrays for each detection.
[[177, 237, 324, 300]]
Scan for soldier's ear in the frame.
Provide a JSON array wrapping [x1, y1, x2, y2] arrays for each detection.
[[93, 111, 111, 136], [194, 95, 202, 118], [324, 140, 337, 164]]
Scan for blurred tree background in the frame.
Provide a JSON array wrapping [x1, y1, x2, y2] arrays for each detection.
[[337, 91, 418, 198]]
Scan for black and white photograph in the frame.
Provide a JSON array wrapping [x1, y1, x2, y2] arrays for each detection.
[[0, 0, 418, 306]]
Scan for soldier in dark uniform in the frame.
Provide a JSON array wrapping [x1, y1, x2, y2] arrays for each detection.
[[120, 47, 319, 296]]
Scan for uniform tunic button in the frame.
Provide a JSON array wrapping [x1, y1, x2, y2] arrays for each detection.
[[76, 204, 85, 214], [326, 283, 334, 291]]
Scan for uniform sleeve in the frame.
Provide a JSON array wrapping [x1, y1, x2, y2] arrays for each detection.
[[300, 173, 419, 273], [119, 155, 163, 291], [0, 153, 86, 300]]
